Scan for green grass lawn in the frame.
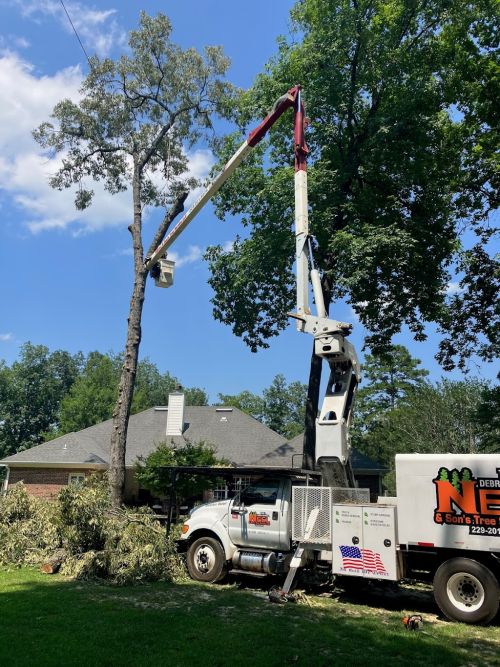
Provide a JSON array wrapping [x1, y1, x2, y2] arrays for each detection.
[[1, 568, 499, 667]]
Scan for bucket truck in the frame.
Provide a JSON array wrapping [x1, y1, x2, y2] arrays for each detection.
[[147, 89, 500, 624]]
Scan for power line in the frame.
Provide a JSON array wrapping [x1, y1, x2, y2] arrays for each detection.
[[59, 0, 92, 66]]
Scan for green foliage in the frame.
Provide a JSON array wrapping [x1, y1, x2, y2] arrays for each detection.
[[0, 343, 82, 457], [58, 474, 111, 554], [0, 478, 184, 584], [135, 440, 229, 498], [218, 374, 307, 438], [59, 352, 207, 434], [358, 346, 429, 411], [217, 390, 265, 421], [472, 383, 500, 451], [262, 374, 307, 439], [353, 346, 429, 444], [103, 509, 185, 585], [33, 12, 233, 211], [0, 484, 60, 566], [0, 344, 208, 446], [59, 352, 120, 433], [207, 0, 498, 369], [357, 378, 494, 469]]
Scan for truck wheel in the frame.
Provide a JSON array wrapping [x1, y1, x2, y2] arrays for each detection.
[[433, 558, 499, 624], [186, 537, 227, 583]]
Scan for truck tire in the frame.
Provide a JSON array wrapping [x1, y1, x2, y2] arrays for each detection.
[[433, 558, 499, 624], [186, 537, 227, 583]]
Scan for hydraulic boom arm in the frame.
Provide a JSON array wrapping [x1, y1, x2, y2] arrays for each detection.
[[147, 86, 360, 481]]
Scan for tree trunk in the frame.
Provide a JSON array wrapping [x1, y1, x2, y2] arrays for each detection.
[[40, 557, 63, 574], [109, 165, 146, 508]]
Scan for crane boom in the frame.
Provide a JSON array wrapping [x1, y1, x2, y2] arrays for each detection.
[[147, 86, 360, 481], [144, 86, 299, 272]]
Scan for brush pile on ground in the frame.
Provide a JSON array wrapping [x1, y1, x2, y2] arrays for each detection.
[[0, 477, 185, 584]]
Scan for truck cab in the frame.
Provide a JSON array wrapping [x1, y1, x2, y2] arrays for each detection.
[[176, 467, 320, 582]]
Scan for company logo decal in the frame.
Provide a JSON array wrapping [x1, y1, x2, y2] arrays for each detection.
[[249, 511, 271, 526], [433, 467, 500, 536]]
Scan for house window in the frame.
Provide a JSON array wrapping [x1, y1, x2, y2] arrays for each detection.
[[233, 476, 251, 494], [68, 473, 85, 486], [213, 481, 229, 500], [212, 476, 252, 501]]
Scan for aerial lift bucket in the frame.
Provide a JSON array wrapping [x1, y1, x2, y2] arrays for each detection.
[[154, 258, 175, 288]]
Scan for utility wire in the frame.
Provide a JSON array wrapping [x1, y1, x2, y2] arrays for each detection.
[[59, 0, 92, 67]]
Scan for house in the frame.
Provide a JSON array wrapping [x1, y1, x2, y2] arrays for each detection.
[[0, 391, 385, 501]]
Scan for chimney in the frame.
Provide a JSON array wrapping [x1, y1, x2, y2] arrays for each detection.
[[166, 390, 185, 436]]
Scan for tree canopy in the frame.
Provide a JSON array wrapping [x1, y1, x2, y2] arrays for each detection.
[[352, 346, 498, 491], [0, 345, 207, 456], [0, 343, 82, 457], [206, 0, 498, 370]]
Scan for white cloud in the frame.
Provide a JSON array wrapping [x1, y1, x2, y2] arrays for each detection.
[[0, 53, 216, 235], [444, 281, 464, 295], [0, 333, 13, 341], [13, 1, 126, 57], [169, 245, 203, 268], [0, 52, 82, 156], [0, 35, 30, 51]]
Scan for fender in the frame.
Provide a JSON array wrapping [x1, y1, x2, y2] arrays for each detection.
[[181, 504, 238, 560]]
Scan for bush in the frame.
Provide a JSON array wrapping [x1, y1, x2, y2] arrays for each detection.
[[0, 483, 60, 566], [0, 478, 185, 584]]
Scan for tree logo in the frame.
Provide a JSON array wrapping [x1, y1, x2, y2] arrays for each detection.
[[433, 467, 500, 536]]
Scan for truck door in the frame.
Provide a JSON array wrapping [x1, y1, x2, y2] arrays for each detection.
[[228, 478, 286, 551]]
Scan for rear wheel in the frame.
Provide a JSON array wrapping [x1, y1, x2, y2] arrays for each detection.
[[433, 558, 499, 624], [186, 537, 227, 583]]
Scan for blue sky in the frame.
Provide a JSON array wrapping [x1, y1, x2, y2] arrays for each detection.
[[0, 0, 496, 401]]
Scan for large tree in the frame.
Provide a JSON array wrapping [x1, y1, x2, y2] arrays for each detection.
[[356, 344, 429, 413], [206, 0, 498, 468], [351, 344, 429, 456], [34, 13, 232, 506], [0, 343, 82, 456]]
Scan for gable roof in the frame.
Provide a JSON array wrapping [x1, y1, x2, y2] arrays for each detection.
[[1, 409, 385, 474], [0, 406, 289, 468]]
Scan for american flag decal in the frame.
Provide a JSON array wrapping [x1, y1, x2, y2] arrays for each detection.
[[339, 545, 387, 574]]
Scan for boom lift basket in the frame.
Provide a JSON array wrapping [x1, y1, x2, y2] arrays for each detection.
[[154, 258, 175, 289]]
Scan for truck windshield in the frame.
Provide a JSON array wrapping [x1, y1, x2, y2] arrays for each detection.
[[240, 479, 280, 506]]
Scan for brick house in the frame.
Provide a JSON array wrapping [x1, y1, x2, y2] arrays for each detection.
[[0, 392, 385, 501]]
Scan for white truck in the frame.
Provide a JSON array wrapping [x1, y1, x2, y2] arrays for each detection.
[[147, 87, 499, 624], [177, 453, 500, 624]]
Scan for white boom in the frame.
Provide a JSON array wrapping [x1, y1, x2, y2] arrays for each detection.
[[147, 86, 360, 476]]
